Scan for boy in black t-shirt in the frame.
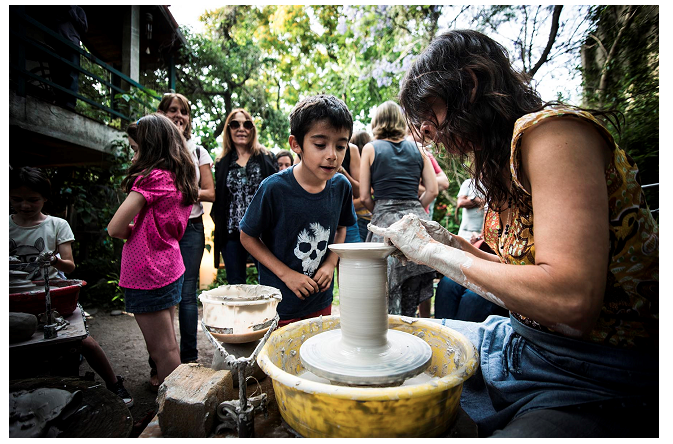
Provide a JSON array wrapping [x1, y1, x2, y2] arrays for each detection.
[[240, 95, 356, 326]]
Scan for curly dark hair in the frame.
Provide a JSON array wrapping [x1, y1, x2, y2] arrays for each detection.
[[399, 29, 544, 210]]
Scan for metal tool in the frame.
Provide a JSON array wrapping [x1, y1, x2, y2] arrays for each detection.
[[201, 315, 278, 438], [38, 251, 58, 339]]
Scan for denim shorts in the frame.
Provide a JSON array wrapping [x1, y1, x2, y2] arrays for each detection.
[[123, 274, 183, 314], [430, 314, 658, 436]]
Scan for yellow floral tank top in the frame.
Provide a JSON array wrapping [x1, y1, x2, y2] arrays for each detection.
[[483, 108, 658, 349]]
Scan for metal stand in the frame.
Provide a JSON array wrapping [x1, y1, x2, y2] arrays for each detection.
[[201, 315, 279, 438], [40, 256, 58, 339]]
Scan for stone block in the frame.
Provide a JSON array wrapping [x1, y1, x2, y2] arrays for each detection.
[[157, 363, 234, 437]]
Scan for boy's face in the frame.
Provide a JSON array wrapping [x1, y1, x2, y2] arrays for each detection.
[[289, 120, 349, 182], [10, 186, 46, 219]]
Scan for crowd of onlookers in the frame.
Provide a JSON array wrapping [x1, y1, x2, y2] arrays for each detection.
[[10, 28, 658, 437]]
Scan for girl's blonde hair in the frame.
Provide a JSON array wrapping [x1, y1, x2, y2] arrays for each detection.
[[217, 108, 267, 160], [122, 113, 198, 205], [371, 101, 407, 141]]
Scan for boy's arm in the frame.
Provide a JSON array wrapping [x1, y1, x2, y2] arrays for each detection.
[[240, 230, 319, 300], [107, 191, 146, 239], [313, 225, 347, 291]]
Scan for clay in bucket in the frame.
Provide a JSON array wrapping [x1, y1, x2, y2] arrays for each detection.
[[199, 284, 281, 344]]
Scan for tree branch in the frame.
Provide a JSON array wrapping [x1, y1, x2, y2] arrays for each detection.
[[597, 5, 638, 103], [528, 5, 563, 78]]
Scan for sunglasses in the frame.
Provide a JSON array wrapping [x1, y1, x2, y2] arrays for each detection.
[[229, 120, 254, 130]]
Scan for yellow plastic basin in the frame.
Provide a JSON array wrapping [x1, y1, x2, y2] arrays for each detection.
[[257, 315, 479, 438]]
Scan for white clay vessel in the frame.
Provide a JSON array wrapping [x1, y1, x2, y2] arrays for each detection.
[[300, 243, 432, 386]]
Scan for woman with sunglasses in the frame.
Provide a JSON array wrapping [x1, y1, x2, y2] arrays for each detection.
[[211, 109, 278, 284]]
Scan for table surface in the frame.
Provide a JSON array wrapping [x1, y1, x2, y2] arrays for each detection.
[[9, 306, 88, 349]]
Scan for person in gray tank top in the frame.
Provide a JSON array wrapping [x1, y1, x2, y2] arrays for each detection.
[[359, 100, 438, 316]]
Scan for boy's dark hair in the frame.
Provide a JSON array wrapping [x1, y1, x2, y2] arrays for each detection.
[[9, 167, 52, 200], [290, 95, 353, 148]]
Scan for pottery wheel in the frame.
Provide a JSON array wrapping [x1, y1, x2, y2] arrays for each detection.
[[299, 329, 432, 386]]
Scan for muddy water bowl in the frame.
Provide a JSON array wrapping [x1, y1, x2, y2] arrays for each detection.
[[257, 315, 479, 438], [9, 279, 86, 316], [199, 284, 282, 344]]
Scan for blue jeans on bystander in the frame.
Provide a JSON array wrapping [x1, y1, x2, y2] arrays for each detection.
[[177, 220, 205, 363], [434, 276, 508, 322], [221, 234, 252, 285]]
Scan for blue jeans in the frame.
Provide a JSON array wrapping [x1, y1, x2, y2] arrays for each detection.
[[221, 234, 251, 285], [345, 223, 361, 243], [123, 274, 183, 314], [178, 220, 205, 362], [434, 276, 507, 322], [430, 315, 658, 436], [357, 217, 370, 242]]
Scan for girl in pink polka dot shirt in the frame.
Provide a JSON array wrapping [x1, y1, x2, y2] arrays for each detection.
[[107, 113, 198, 384]]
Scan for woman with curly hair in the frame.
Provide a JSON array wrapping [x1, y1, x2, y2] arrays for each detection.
[[371, 30, 658, 437]]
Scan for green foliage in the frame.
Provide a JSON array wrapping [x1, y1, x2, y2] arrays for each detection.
[[113, 86, 161, 123], [75, 46, 160, 129], [88, 271, 125, 305], [581, 5, 659, 212], [432, 151, 470, 234], [44, 136, 132, 309], [208, 266, 260, 290]]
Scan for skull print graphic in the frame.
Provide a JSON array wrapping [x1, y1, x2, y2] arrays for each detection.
[[294, 222, 331, 276]]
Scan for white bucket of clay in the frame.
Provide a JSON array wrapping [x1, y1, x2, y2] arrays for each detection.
[[199, 284, 282, 344]]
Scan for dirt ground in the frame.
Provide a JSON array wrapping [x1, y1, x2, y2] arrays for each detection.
[[79, 303, 341, 436]]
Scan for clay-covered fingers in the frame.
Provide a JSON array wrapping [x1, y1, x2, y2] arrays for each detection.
[[369, 214, 437, 265], [366, 223, 395, 246], [418, 219, 460, 248]]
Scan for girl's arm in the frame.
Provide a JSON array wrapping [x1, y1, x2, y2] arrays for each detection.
[[239, 230, 319, 300], [372, 118, 611, 337], [198, 163, 216, 202], [359, 143, 375, 212], [53, 241, 76, 274], [419, 154, 439, 209], [107, 191, 146, 239]]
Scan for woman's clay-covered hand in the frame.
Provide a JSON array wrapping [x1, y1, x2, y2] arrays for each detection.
[[369, 214, 473, 288], [368, 215, 447, 266]]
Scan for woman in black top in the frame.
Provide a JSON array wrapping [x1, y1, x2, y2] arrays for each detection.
[[211, 109, 277, 283]]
